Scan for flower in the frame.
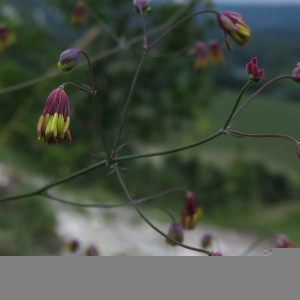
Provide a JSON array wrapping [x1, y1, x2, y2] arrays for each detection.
[[133, 0, 151, 15], [58, 49, 81, 74], [85, 245, 100, 256], [37, 87, 72, 146], [276, 233, 296, 248], [166, 222, 184, 246], [0, 24, 16, 50], [71, 2, 87, 26], [246, 57, 264, 82], [208, 40, 224, 65], [180, 192, 202, 230], [217, 11, 251, 52], [211, 252, 222, 256], [292, 62, 300, 83], [65, 238, 80, 253], [201, 234, 213, 249], [194, 42, 209, 69]]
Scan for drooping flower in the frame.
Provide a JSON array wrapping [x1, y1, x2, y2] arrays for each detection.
[[201, 234, 213, 249], [85, 245, 100, 256], [194, 42, 209, 69], [37, 87, 72, 146], [0, 24, 16, 50], [276, 233, 296, 248], [246, 57, 264, 82], [65, 238, 80, 253], [180, 192, 202, 230], [133, 0, 151, 15], [166, 222, 184, 246], [71, 2, 87, 26], [292, 62, 300, 83], [58, 49, 81, 74], [217, 11, 251, 52], [208, 40, 224, 65]]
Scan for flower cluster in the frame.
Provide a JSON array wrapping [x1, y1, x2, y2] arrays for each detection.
[[217, 11, 251, 52], [133, 0, 151, 15], [190, 40, 223, 69], [0, 24, 16, 50], [181, 192, 202, 230], [37, 87, 72, 146], [246, 57, 264, 82], [71, 2, 87, 26], [166, 222, 184, 246]]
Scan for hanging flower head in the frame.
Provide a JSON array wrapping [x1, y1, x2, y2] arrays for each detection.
[[194, 42, 209, 69], [133, 0, 151, 15], [71, 2, 87, 26], [37, 87, 72, 146], [208, 39, 224, 65], [0, 24, 16, 50], [217, 11, 251, 52], [181, 192, 202, 230]]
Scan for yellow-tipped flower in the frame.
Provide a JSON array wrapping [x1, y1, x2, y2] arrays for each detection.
[[217, 11, 251, 52], [71, 2, 87, 26], [208, 39, 224, 65], [0, 24, 16, 50], [180, 192, 202, 230], [37, 87, 72, 146], [194, 42, 209, 69]]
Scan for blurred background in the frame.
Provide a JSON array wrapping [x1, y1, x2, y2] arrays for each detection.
[[0, 0, 300, 255]]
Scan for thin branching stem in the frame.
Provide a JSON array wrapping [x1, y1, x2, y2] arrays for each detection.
[[114, 165, 212, 255], [60, 82, 95, 96]]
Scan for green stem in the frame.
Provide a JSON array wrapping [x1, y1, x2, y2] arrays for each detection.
[[223, 80, 254, 130], [230, 75, 294, 124], [80, 50, 109, 155], [114, 130, 223, 162], [0, 160, 107, 204], [148, 10, 219, 51], [112, 50, 148, 155], [227, 130, 299, 144], [114, 165, 212, 255]]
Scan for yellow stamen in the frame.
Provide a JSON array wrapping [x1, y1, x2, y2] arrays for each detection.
[[236, 23, 251, 37], [45, 115, 54, 137], [50, 113, 58, 139], [62, 116, 70, 134]]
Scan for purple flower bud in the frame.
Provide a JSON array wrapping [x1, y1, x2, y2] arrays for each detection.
[[251, 57, 257, 65], [276, 233, 296, 248], [246, 57, 263, 82], [211, 252, 223, 256], [166, 222, 184, 246], [201, 234, 213, 249], [296, 143, 300, 159], [181, 192, 202, 230], [66, 238, 80, 253], [133, 0, 151, 14], [58, 49, 81, 74], [85, 245, 100, 256], [292, 62, 300, 83]]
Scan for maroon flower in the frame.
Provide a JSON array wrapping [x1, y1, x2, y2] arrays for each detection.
[[211, 252, 222, 256], [208, 39, 224, 65], [71, 2, 87, 26], [180, 192, 202, 230], [37, 87, 72, 146], [166, 222, 184, 246], [194, 42, 209, 69], [217, 11, 251, 52], [276, 233, 296, 248], [85, 245, 100, 256], [66, 239, 80, 253], [0, 24, 16, 50], [246, 57, 264, 82]]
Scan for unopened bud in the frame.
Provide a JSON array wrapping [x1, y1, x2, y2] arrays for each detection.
[[133, 0, 151, 15], [58, 49, 81, 74], [211, 252, 223, 256], [292, 62, 300, 83], [296, 143, 300, 159], [66, 238, 80, 253], [276, 233, 296, 248], [166, 222, 184, 246], [85, 245, 100, 256], [201, 234, 213, 249]]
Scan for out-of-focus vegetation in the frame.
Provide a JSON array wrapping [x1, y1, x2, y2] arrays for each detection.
[[1, 0, 300, 255]]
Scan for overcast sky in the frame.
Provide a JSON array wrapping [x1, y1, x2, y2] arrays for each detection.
[[213, 0, 300, 5]]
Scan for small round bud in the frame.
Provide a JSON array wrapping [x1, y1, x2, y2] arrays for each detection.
[[58, 49, 81, 74], [201, 234, 213, 249], [211, 252, 223, 256], [85, 245, 100, 256], [166, 222, 184, 246], [292, 62, 300, 83]]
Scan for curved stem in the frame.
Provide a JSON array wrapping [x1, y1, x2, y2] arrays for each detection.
[[0, 160, 107, 204], [139, 6, 148, 49], [223, 80, 254, 130], [114, 165, 212, 255], [114, 130, 223, 162], [148, 10, 219, 51], [60, 82, 95, 96], [227, 130, 299, 144], [112, 50, 148, 155], [230, 75, 294, 124], [137, 203, 176, 222], [80, 50, 109, 155]]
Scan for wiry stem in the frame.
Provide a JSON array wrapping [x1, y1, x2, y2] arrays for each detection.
[[60, 82, 95, 96], [114, 165, 212, 255]]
